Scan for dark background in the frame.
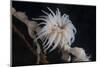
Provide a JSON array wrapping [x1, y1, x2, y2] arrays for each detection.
[[12, 1, 96, 66]]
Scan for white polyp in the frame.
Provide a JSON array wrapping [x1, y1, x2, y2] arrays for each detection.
[[34, 7, 77, 52]]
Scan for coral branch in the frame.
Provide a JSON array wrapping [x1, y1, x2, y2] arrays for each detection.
[[70, 47, 90, 62], [12, 24, 36, 55], [12, 7, 48, 64]]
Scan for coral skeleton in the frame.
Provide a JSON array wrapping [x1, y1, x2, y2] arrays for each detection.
[[33, 7, 77, 52]]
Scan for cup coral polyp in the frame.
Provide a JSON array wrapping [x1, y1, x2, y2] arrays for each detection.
[[34, 7, 77, 52]]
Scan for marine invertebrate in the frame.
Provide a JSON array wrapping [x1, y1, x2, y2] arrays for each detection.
[[12, 7, 90, 63], [34, 7, 77, 52]]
